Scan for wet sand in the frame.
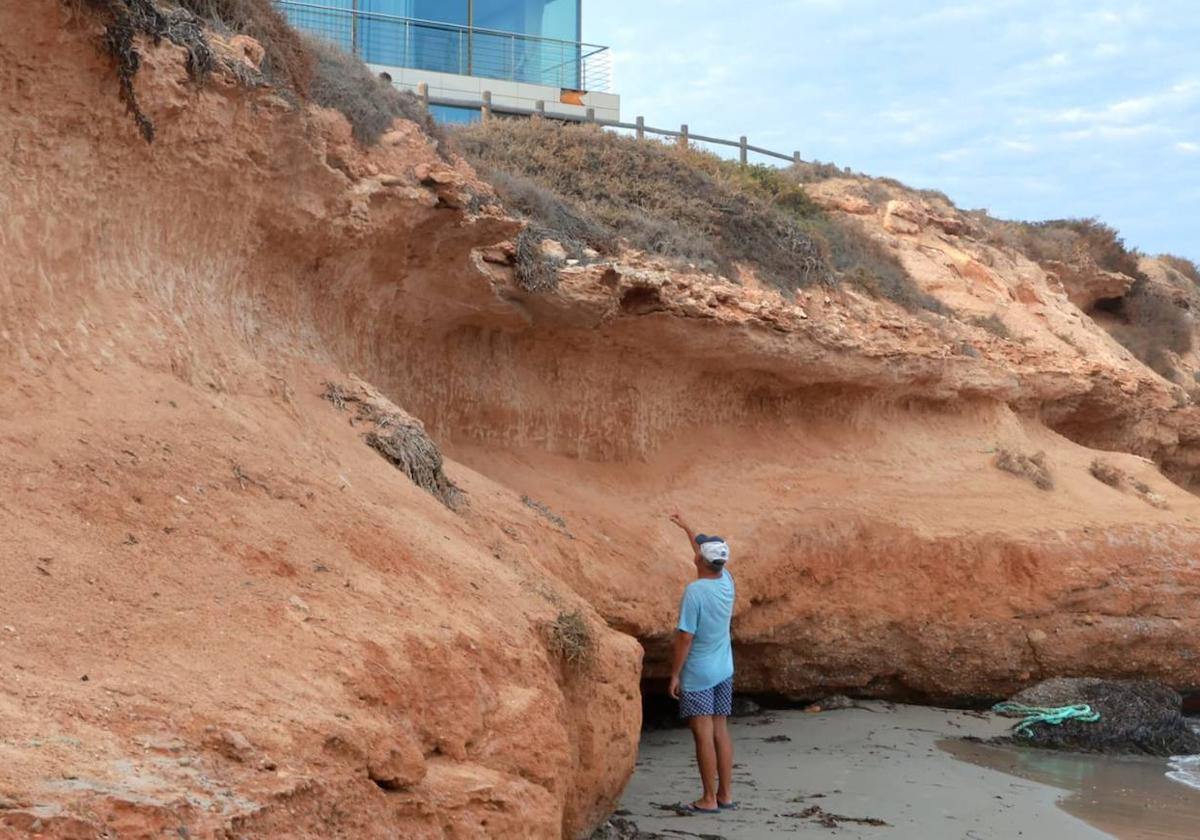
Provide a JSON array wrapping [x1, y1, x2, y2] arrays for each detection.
[[946, 738, 1200, 839], [618, 703, 1200, 839]]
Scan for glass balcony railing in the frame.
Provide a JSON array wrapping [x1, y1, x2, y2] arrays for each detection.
[[278, 1, 612, 92]]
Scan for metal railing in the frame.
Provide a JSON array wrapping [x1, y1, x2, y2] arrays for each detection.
[[424, 88, 805, 167], [278, 1, 612, 92]]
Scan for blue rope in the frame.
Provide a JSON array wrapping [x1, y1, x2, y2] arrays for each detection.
[[992, 702, 1101, 737]]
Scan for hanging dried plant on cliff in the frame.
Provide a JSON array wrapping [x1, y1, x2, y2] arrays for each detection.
[[80, 0, 214, 141]]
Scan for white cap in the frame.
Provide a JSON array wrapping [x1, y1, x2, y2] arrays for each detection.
[[699, 540, 730, 566]]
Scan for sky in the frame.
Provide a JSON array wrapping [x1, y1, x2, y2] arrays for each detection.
[[584, 0, 1199, 261]]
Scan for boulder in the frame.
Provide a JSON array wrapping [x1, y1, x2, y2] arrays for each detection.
[[540, 238, 569, 261], [928, 212, 969, 236], [367, 737, 427, 790], [1044, 259, 1136, 310], [882, 200, 926, 235]]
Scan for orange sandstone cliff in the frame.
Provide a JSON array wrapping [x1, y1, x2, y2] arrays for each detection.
[[3, 1, 1200, 838]]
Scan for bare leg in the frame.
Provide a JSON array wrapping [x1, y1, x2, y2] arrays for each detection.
[[714, 715, 734, 805], [687, 714, 719, 809]]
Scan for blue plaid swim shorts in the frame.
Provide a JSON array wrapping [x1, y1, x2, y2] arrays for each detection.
[[679, 677, 733, 719]]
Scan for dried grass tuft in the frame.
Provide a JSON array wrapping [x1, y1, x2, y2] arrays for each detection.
[[544, 610, 594, 669], [521, 495, 567, 530], [972, 313, 1011, 339], [364, 423, 462, 509], [1161, 254, 1200, 286], [1089, 459, 1124, 488], [177, 0, 313, 92], [512, 227, 565, 292], [995, 448, 1053, 491], [1089, 459, 1170, 509], [321, 381, 462, 509]]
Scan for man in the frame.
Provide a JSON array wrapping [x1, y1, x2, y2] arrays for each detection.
[[668, 512, 736, 814]]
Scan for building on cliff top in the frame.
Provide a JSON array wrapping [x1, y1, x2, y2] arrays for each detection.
[[279, 0, 619, 123]]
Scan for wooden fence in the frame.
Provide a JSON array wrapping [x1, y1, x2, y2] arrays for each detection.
[[419, 85, 803, 166]]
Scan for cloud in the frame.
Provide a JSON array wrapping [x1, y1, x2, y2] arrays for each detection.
[[1000, 139, 1038, 153], [1047, 80, 1198, 127], [937, 148, 973, 163], [1177, 142, 1200, 154], [1092, 42, 1124, 59]]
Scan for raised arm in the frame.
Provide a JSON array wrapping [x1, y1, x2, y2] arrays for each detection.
[[669, 512, 700, 559]]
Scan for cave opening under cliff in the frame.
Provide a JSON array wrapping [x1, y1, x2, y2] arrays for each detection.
[[633, 642, 1017, 732]]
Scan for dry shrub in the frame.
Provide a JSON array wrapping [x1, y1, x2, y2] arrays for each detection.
[[364, 424, 461, 509], [985, 217, 1146, 281], [79, 0, 441, 149], [1089, 459, 1124, 488], [456, 120, 936, 310], [701, 156, 940, 311], [994, 448, 1053, 490], [1089, 459, 1169, 509], [321, 381, 462, 509], [487, 170, 614, 254], [521, 494, 567, 530], [1102, 278, 1193, 379], [305, 37, 441, 146], [862, 180, 895, 207], [177, 0, 312, 92], [979, 215, 1193, 378], [787, 159, 848, 184], [718, 162, 824, 217], [320, 381, 350, 410], [1161, 254, 1200, 286], [456, 119, 826, 289], [512, 227, 564, 291], [874, 177, 954, 209], [544, 610, 593, 669], [81, 0, 215, 141], [1144, 490, 1170, 510], [972, 313, 1011, 339]]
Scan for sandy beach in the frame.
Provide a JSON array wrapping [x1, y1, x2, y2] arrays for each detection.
[[617, 703, 1200, 839]]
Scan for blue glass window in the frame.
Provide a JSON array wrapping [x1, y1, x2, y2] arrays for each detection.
[[473, 0, 578, 40], [357, 1, 469, 72], [281, 0, 355, 53], [285, 0, 584, 88], [361, 0, 467, 25], [429, 104, 482, 124], [472, 0, 581, 88]]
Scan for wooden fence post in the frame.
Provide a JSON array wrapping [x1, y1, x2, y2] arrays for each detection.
[[793, 151, 801, 165], [534, 100, 545, 119], [586, 107, 595, 123], [636, 116, 645, 140], [739, 136, 748, 166], [679, 124, 689, 149], [481, 90, 492, 122], [416, 82, 428, 107]]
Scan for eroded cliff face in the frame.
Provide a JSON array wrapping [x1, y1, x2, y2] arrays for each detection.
[[1, 4, 639, 838], [409, 255, 1200, 701], [5, 1, 1200, 837]]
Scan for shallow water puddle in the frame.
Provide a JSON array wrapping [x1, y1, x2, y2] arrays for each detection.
[[941, 738, 1200, 839]]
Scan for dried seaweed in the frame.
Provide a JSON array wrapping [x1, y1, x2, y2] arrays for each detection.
[[997, 678, 1200, 756]]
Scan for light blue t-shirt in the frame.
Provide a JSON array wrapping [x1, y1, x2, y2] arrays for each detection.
[[677, 570, 735, 693]]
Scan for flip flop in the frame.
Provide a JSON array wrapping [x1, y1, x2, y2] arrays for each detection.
[[718, 801, 739, 810], [675, 802, 721, 815]]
